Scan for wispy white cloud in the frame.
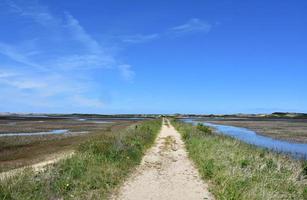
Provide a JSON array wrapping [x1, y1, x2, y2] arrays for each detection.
[[0, 42, 43, 69], [6, 0, 59, 28], [118, 64, 135, 82], [47, 13, 117, 70], [0, 69, 70, 93], [121, 34, 159, 44], [65, 13, 102, 53], [0, 0, 135, 111], [1, 79, 46, 89], [170, 18, 212, 35], [0, 67, 104, 110], [119, 18, 212, 44], [51, 54, 115, 70], [0, 71, 16, 78], [1, 1, 212, 113], [4, 1, 129, 71]]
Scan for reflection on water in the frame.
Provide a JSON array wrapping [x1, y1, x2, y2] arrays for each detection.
[[183, 119, 307, 159], [0, 129, 69, 137]]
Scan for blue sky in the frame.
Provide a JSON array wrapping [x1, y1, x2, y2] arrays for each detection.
[[0, 0, 306, 114]]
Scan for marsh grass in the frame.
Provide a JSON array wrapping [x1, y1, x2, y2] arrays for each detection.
[[0, 119, 161, 200], [172, 119, 307, 200]]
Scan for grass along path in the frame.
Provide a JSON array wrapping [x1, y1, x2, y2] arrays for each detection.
[[112, 118, 214, 200], [0, 151, 74, 180], [172, 119, 307, 200], [0, 119, 161, 200]]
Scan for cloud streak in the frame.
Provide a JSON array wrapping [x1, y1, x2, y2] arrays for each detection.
[[4, 0, 131, 71], [0, 42, 44, 70], [119, 18, 212, 44], [0, 0, 134, 111], [121, 34, 159, 44], [170, 18, 212, 35], [65, 13, 102, 53], [118, 64, 135, 82], [6, 0, 59, 28]]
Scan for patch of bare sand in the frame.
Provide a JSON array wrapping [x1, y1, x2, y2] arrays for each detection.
[[112, 119, 214, 200]]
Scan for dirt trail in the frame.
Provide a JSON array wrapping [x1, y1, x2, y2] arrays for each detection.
[[0, 151, 74, 180], [112, 119, 214, 200]]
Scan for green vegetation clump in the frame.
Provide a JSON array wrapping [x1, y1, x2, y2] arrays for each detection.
[[0, 119, 161, 200], [196, 123, 212, 134], [302, 161, 307, 176], [172, 120, 307, 200]]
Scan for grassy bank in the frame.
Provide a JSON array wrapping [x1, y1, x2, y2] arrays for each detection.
[[0, 119, 161, 200], [172, 120, 307, 200]]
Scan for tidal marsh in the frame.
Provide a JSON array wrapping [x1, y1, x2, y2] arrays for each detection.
[[172, 119, 307, 199], [0, 116, 142, 172], [0, 119, 161, 199]]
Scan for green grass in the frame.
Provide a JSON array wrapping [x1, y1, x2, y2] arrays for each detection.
[[0, 119, 161, 200], [172, 119, 307, 200]]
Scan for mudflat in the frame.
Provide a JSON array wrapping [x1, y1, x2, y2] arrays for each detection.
[[0, 116, 136, 172]]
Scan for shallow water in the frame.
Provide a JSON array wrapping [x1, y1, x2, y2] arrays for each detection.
[[84, 119, 114, 123], [75, 117, 143, 122], [0, 129, 69, 137], [183, 119, 307, 159]]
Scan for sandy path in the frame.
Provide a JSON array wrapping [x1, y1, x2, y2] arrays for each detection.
[[112, 118, 214, 200], [0, 151, 74, 180]]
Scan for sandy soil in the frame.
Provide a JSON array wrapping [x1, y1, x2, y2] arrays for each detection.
[[0, 151, 74, 180], [112, 119, 214, 200]]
